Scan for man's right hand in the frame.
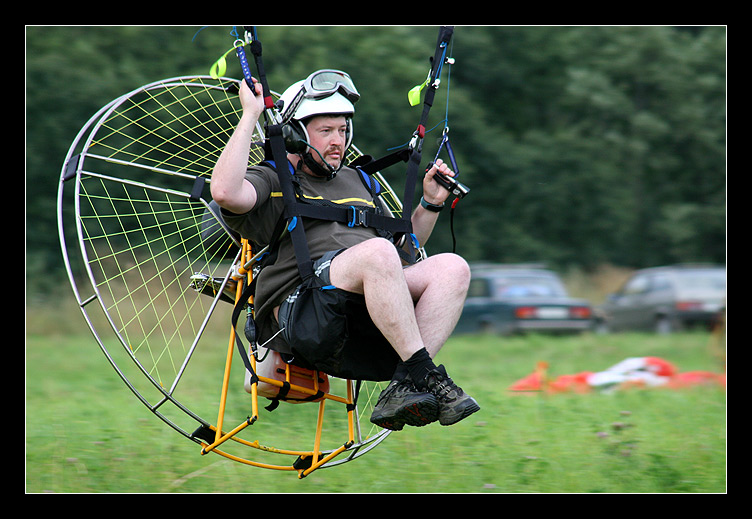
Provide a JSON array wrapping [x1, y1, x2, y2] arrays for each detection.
[[211, 78, 263, 215], [239, 77, 265, 122]]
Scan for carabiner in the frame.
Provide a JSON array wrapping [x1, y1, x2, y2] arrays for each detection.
[[432, 128, 459, 176]]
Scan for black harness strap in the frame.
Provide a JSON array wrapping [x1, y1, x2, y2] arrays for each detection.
[[267, 124, 315, 281], [352, 149, 410, 176], [283, 198, 412, 234], [244, 26, 275, 112], [229, 26, 454, 408], [393, 26, 455, 259], [240, 26, 454, 282], [230, 275, 324, 410], [230, 278, 259, 380]]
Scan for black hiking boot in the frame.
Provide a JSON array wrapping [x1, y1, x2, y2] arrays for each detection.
[[424, 365, 480, 426], [370, 377, 439, 431]]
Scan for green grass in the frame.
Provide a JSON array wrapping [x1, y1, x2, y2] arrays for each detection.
[[26, 329, 726, 493]]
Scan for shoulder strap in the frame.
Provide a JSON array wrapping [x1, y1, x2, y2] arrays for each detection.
[[266, 124, 315, 281], [240, 28, 451, 280]]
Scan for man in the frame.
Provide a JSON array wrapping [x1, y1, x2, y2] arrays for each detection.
[[211, 70, 479, 430]]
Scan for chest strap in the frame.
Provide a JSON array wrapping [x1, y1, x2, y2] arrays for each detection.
[[260, 158, 413, 237]]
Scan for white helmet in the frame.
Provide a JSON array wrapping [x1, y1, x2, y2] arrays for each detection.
[[277, 70, 358, 154], [279, 69, 358, 120], [279, 80, 356, 121]]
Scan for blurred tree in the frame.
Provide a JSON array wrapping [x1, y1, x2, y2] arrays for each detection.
[[26, 25, 726, 293]]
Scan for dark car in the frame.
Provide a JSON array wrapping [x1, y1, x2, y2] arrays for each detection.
[[454, 264, 593, 335], [594, 264, 726, 334]]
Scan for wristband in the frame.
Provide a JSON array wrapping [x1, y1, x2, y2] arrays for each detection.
[[420, 196, 445, 212]]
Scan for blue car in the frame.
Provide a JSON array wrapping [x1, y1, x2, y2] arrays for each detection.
[[454, 264, 593, 335]]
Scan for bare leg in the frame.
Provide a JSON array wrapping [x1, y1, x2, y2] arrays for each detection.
[[328, 238, 424, 361], [328, 238, 470, 360], [334, 239, 479, 429], [403, 253, 470, 358]]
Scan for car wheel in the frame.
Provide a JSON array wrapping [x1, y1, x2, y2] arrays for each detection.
[[479, 320, 495, 334], [593, 319, 610, 334], [655, 316, 676, 334]]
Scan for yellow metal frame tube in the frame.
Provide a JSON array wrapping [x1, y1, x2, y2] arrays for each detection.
[[200, 239, 361, 476]]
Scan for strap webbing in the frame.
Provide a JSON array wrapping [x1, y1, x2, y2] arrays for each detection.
[[267, 124, 315, 281], [395, 26, 455, 259], [229, 26, 453, 374], [354, 149, 409, 176]]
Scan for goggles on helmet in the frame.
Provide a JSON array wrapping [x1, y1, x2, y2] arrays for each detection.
[[280, 70, 359, 123], [302, 69, 360, 103]]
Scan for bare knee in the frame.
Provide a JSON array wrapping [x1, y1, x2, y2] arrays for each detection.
[[365, 238, 404, 270], [432, 253, 471, 291], [404, 253, 470, 301], [361, 237, 401, 258], [329, 238, 402, 292]]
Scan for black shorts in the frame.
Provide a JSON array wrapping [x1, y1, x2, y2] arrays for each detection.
[[278, 250, 400, 381]]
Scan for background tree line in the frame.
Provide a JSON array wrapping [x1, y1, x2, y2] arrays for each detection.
[[26, 26, 726, 293]]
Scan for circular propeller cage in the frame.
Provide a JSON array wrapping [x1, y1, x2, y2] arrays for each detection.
[[57, 76, 401, 477]]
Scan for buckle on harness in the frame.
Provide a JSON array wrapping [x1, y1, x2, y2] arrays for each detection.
[[347, 206, 368, 227]]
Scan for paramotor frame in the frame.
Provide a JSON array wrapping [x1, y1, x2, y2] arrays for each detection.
[[57, 75, 403, 477]]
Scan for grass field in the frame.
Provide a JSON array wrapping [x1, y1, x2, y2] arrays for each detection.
[[26, 314, 726, 493]]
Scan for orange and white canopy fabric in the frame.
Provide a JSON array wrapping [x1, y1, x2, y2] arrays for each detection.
[[509, 357, 725, 393]]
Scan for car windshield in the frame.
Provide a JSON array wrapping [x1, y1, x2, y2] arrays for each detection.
[[491, 276, 568, 298], [674, 269, 726, 290]]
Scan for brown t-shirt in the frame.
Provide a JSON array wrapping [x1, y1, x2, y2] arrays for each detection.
[[221, 162, 381, 349]]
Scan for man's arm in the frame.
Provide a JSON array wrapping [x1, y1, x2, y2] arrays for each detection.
[[211, 80, 265, 214], [410, 159, 455, 247]]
